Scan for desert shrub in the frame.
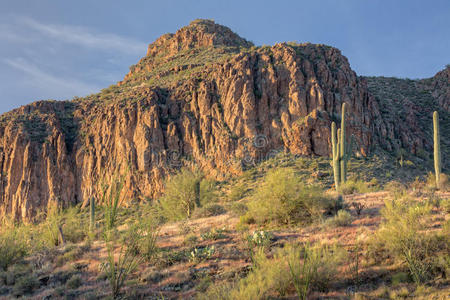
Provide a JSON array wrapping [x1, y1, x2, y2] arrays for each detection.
[[285, 243, 345, 298], [375, 197, 434, 283], [201, 228, 227, 241], [183, 234, 198, 246], [202, 242, 345, 300], [325, 209, 353, 227], [0, 226, 28, 271], [384, 180, 407, 198], [228, 182, 247, 201], [229, 202, 248, 216], [39, 206, 64, 247], [229, 248, 291, 299], [138, 226, 159, 262], [12, 273, 39, 297], [340, 178, 377, 195], [62, 207, 88, 243], [193, 203, 226, 218], [159, 168, 215, 221], [246, 168, 331, 226], [101, 228, 143, 299], [102, 174, 126, 231], [197, 281, 234, 300], [66, 274, 82, 289]]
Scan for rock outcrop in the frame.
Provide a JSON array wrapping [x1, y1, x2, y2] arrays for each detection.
[[0, 20, 448, 221]]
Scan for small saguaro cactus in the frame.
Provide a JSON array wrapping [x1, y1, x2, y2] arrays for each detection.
[[331, 122, 340, 191], [330, 103, 349, 192], [340, 103, 348, 183], [90, 196, 95, 232], [433, 111, 441, 189]]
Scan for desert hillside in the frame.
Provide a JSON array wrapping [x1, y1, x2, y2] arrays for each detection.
[[0, 19, 448, 299]]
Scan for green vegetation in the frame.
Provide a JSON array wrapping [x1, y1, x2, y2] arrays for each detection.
[[245, 168, 333, 226], [159, 168, 215, 221], [89, 196, 95, 233], [373, 195, 447, 283], [331, 103, 350, 192]]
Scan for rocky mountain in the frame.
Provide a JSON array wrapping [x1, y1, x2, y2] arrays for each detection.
[[0, 19, 448, 221]]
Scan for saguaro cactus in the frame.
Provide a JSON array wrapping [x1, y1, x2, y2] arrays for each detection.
[[433, 111, 441, 189], [340, 103, 348, 183], [331, 122, 340, 191], [331, 103, 349, 192], [90, 196, 95, 232]]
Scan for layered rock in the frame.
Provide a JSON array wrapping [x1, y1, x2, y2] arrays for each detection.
[[0, 20, 447, 221]]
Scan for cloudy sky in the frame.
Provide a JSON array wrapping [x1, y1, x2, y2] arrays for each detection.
[[1, 0, 449, 114]]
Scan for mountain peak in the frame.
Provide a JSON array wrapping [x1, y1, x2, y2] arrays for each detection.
[[146, 19, 253, 57]]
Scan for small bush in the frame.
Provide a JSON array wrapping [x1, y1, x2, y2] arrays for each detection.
[[375, 197, 434, 283], [12, 274, 39, 297], [247, 168, 331, 226], [229, 202, 248, 216], [326, 210, 353, 227], [201, 228, 227, 241], [340, 179, 377, 195], [66, 274, 82, 289], [228, 182, 247, 201], [159, 168, 215, 221], [201, 242, 345, 300], [134, 216, 159, 262], [285, 243, 346, 298], [229, 249, 290, 299], [0, 226, 28, 271], [193, 203, 226, 218]]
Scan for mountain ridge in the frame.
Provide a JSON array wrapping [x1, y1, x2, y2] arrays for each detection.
[[0, 19, 448, 221]]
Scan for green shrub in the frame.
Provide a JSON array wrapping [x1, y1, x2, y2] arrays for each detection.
[[102, 228, 143, 299], [193, 203, 226, 218], [229, 202, 248, 216], [325, 210, 353, 227], [285, 243, 345, 298], [340, 179, 377, 195], [247, 168, 331, 225], [12, 273, 39, 297], [201, 228, 227, 241], [0, 226, 28, 271], [159, 168, 215, 221], [375, 197, 434, 283], [66, 274, 82, 289], [201, 242, 345, 300], [132, 216, 159, 262], [229, 248, 290, 299], [228, 182, 247, 201]]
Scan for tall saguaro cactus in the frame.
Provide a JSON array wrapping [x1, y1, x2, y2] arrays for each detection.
[[90, 196, 95, 232], [331, 122, 340, 190], [331, 103, 349, 192], [433, 111, 441, 189], [340, 103, 347, 182]]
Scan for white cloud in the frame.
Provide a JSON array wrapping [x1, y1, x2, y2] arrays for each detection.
[[3, 57, 101, 98], [18, 16, 147, 55]]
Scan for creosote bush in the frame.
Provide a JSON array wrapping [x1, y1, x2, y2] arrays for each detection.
[[246, 168, 332, 225]]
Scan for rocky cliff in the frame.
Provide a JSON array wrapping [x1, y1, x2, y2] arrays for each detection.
[[0, 19, 448, 221]]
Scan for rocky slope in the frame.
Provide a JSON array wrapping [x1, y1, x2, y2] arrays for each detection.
[[0, 19, 448, 221]]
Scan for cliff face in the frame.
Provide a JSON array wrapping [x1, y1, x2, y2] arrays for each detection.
[[0, 20, 448, 221]]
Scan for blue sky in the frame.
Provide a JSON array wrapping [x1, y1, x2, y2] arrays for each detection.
[[0, 0, 449, 113]]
